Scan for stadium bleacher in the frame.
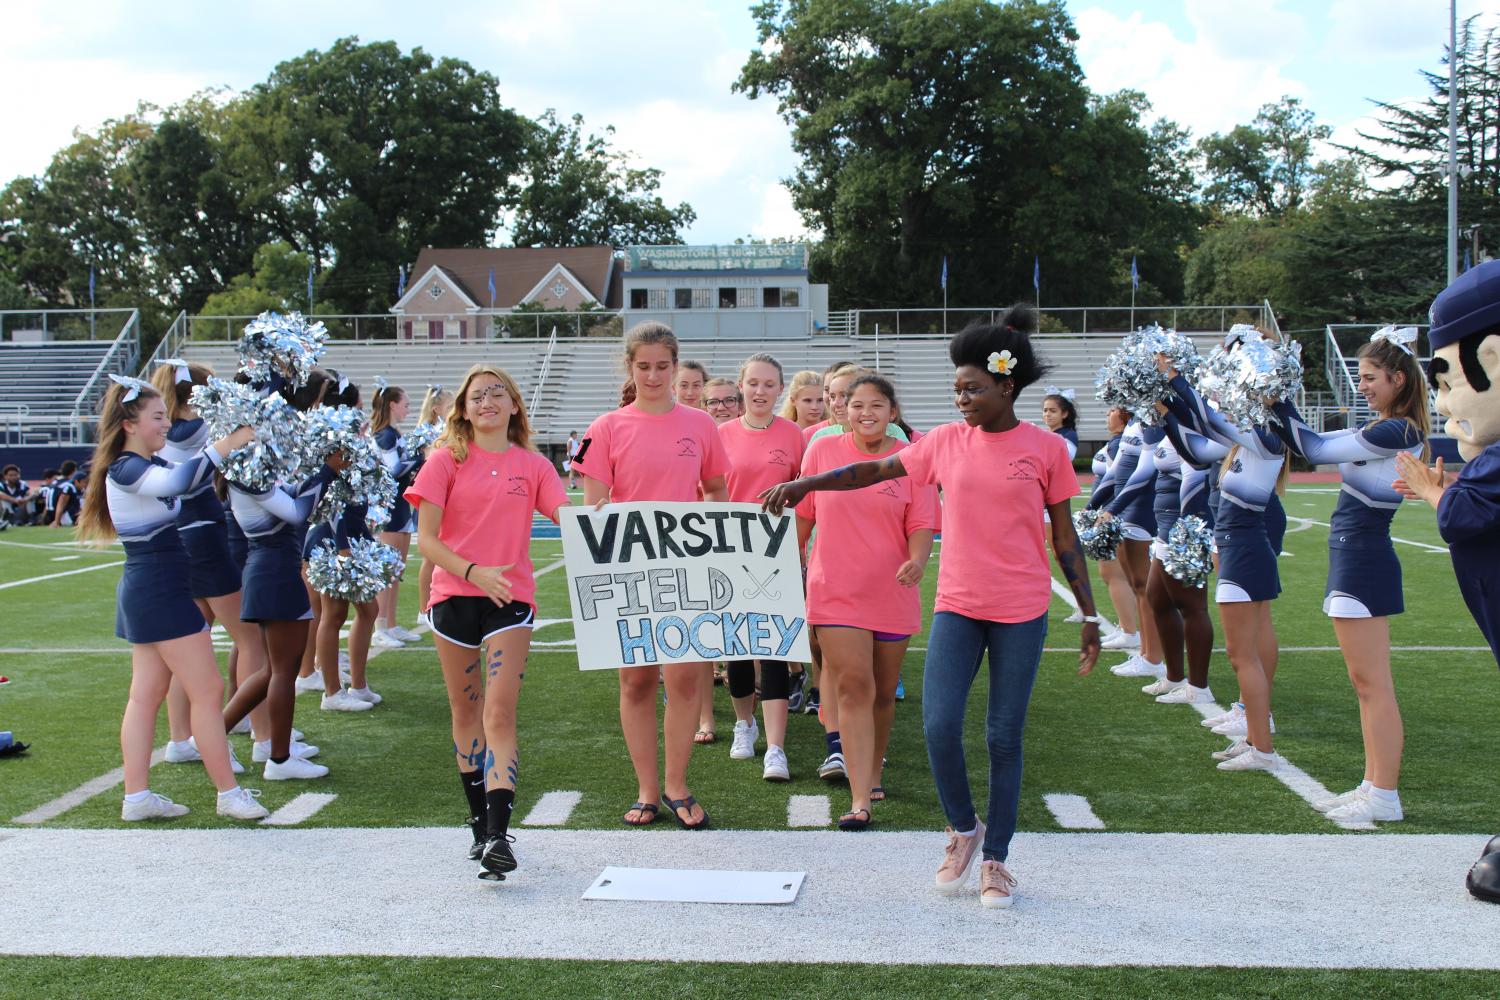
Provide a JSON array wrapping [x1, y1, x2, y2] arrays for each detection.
[[0, 341, 117, 445]]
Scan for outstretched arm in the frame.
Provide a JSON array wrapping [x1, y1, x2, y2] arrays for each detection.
[[760, 455, 906, 515]]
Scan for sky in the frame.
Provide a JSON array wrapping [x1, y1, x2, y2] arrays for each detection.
[[2, 0, 1490, 244]]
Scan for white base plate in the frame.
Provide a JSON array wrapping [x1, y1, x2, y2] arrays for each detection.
[[583, 865, 805, 904]]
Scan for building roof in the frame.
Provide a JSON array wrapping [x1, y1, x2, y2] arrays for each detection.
[[406, 246, 621, 309]]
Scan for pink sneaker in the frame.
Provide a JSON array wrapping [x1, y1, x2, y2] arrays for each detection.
[[980, 860, 1017, 909], [934, 820, 985, 895]]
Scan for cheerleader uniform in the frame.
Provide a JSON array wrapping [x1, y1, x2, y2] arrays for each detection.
[[231, 468, 335, 623], [107, 449, 223, 643], [1166, 375, 1285, 603], [225, 498, 249, 577], [1162, 412, 1228, 533], [1272, 399, 1423, 618], [1043, 427, 1080, 525], [1104, 424, 1163, 543], [160, 418, 241, 599], [374, 426, 420, 534], [1089, 420, 1156, 541]]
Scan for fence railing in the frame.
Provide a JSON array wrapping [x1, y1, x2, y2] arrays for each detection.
[[0, 308, 141, 343], [836, 304, 1274, 338], [69, 310, 143, 442], [175, 311, 626, 343], [530, 326, 559, 414], [1325, 322, 1438, 430]]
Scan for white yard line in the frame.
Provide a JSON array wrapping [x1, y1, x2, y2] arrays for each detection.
[[0, 560, 124, 591], [261, 793, 337, 827], [1287, 515, 1449, 554], [535, 557, 566, 577], [0, 538, 120, 553], [49, 555, 80, 562], [1042, 793, 1105, 830], [521, 791, 583, 827], [10, 748, 167, 825], [1048, 577, 1118, 634], [1, 828, 1496, 966], [786, 795, 831, 828]]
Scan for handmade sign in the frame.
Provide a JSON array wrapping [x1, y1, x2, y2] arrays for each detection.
[[560, 501, 811, 671]]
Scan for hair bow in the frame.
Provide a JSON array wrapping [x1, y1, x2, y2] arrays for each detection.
[[1044, 385, 1076, 402], [1370, 325, 1418, 356], [108, 373, 154, 402], [157, 358, 192, 384], [428, 383, 443, 395], [337, 375, 350, 394], [374, 375, 389, 393]]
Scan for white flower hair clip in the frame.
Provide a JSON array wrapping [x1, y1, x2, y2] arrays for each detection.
[[988, 350, 1017, 376], [108, 373, 154, 402], [1370, 325, 1418, 356], [1044, 384, 1076, 401], [157, 358, 192, 384]]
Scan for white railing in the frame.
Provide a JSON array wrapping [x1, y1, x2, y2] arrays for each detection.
[[530, 326, 559, 414], [832, 303, 1275, 338], [139, 309, 189, 375], [69, 310, 142, 441]]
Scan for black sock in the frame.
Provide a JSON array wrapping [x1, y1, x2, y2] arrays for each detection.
[[485, 788, 516, 838], [825, 730, 842, 755], [271, 755, 289, 765], [460, 768, 486, 822]]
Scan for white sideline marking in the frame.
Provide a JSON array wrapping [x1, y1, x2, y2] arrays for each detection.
[[11, 747, 167, 824], [2, 828, 1497, 966], [535, 558, 566, 577], [521, 791, 583, 827], [261, 793, 337, 827], [0, 560, 124, 591], [49, 555, 80, 562], [1048, 577, 1118, 634], [787, 794, 831, 827], [1043, 793, 1105, 830], [1288, 515, 1448, 554], [0, 538, 119, 553]]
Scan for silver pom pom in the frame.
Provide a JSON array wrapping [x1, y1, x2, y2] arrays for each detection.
[[1073, 508, 1124, 561], [1197, 336, 1303, 431], [237, 312, 328, 389], [1164, 515, 1214, 588], [190, 376, 317, 491], [304, 405, 398, 532], [306, 537, 405, 602], [400, 421, 444, 455], [1094, 325, 1200, 425]]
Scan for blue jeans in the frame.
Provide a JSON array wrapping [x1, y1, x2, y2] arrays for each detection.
[[922, 610, 1048, 862]]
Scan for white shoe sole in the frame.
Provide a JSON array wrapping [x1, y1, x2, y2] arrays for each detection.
[[980, 893, 1015, 909], [763, 768, 790, 782], [934, 869, 973, 896], [729, 745, 756, 761], [218, 805, 270, 820]]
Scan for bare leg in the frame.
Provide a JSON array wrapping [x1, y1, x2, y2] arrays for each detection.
[[481, 629, 531, 792], [376, 531, 410, 629], [618, 665, 661, 814], [317, 597, 351, 696], [1100, 557, 1138, 634], [435, 635, 486, 774], [1145, 560, 1184, 682], [1220, 602, 1273, 753], [1120, 540, 1160, 662], [348, 597, 379, 691], [122, 646, 173, 794], [156, 631, 237, 790], [1334, 616, 1403, 788], [820, 627, 877, 815], [662, 661, 706, 823], [262, 620, 309, 759]]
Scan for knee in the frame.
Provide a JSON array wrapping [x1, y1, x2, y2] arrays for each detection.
[[483, 699, 517, 735], [618, 670, 655, 702], [985, 724, 1024, 758], [837, 671, 875, 707]]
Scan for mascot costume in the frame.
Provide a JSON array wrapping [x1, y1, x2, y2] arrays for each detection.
[[1394, 257, 1500, 903]]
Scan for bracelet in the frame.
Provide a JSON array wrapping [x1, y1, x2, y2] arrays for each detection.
[[464, 563, 475, 581]]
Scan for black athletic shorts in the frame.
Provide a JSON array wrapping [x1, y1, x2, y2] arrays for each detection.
[[429, 596, 535, 648]]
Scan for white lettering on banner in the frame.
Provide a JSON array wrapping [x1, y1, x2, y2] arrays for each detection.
[[561, 502, 811, 671]]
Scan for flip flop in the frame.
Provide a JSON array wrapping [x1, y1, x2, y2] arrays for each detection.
[[693, 729, 717, 744], [662, 793, 710, 830], [621, 801, 659, 827], [870, 786, 886, 802], [838, 808, 872, 831]]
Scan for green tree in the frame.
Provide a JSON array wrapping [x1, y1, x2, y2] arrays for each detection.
[[511, 111, 695, 247], [1197, 97, 1331, 217], [198, 241, 322, 317]]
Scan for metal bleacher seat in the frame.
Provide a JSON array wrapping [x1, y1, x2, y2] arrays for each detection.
[[0, 342, 114, 443]]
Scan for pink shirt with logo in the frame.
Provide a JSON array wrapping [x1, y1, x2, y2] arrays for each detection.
[[405, 443, 568, 610], [898, 419, 1078, 623], [802, 419, 831, 443], [797, 434, 941, 636], [718, 416, 805, 502], [572, 403, 731, 502]]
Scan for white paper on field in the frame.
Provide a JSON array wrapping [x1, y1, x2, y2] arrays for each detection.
[[582, 866, 805, 905]]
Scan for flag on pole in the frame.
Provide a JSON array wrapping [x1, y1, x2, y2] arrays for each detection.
[[397, 265, 407, 297], [88, 265, 95, 308], [940, 256, 948, 291], [488, 269, 497, 308], [1463, 247, 1472, 272], [1033, 256, 1040, 291], [1130, 255, 1139, 291], [307, 264, 314, 307]]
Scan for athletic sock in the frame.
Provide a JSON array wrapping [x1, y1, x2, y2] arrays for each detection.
[[1369, 785, 1400, 805], [271, 755, 289, 765], [124, 790, 152, 804], [485, 788, 516, 838], [1359, 779, 1374, 793], [825, 731, 842, 755], [216, 786, 241, 799], [460, 768, 486, 821], [955, 824, 978, 838]]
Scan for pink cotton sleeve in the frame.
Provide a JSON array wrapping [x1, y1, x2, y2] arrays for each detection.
[[794, 437, 828, 522], [700, 420, 732, 482], [572, 414, 613, 488], [405, 448, 455, 510], [895, 424, 940, 487], [904, 482, 942, 535], [532, 453, 569, 520], [1043, 435, 1081, 506]]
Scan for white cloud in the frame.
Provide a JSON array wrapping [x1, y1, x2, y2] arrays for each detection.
[[749, 183, 814, 241], [1328, 0, 1451, 58], [1073, 4, 1307, 138]]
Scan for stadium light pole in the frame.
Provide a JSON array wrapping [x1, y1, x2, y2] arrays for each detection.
[[1447, 0, 1458, 284]]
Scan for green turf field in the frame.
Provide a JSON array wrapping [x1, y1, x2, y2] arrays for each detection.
[[2, 487, 1498, 996]]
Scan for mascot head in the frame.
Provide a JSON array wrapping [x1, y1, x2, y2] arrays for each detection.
[[1428, 259, 1500, 461]]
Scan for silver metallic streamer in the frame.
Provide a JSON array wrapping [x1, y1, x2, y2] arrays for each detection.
[[1164, 515, 1214, 588], [400, 421, 444, 455], [306, 537, 405, 602], [304, 405, 397, 531], [1196, 336, 1303, 430], [1073, 508, 1125, 561], [237, 311, 328, 389], [1094, 325, 1201, 424]]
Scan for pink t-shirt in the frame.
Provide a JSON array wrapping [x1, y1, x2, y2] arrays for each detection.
[[572, 403, 730, 502], [404, 443, 567, 610], [898, 419, 1078, 623], [719, 416, 804, 502], [797, 434, 941, 636], [802, 419, 831, 443]]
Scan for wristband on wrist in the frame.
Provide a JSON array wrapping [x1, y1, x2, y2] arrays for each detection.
[[464, 563, 475, 581]]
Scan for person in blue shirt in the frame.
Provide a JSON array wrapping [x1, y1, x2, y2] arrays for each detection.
[[1274, 329, 1428, 825], [1393, 259, 1500, 903]]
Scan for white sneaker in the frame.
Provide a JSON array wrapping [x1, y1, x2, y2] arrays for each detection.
[[729, 719, 759, 760], [292, 728, 304, 742], [1212, 713, 1276, 738], [226, 743, 245, 775], [818, 751, 847, 780], [1217, 748, 1283, 772], [228, 716, 252, 735], [371, 629, 405, 649], [763, 745, 790, 781], [349, 685, 382, 705], [122, 791, 190, 821], [252, 738, 320, 762], [1141, 677, 1182, 696], [1202, 703, 1243, 729], [1156, 684, 1213, 705], [321, 689, 374, 712], [388, 625, 422, 643], [294, 672, 325, 695], [163, 739, 201, 764], [1101, 631, 1141, 650], [416, 612, 432, 629], [264, 756, 330, 780], [217, 786, 270, 820], [1063, 610, 1084, 624], [1328, 793, 1403, 823], [1111, 655, 1164, 678], [1314, 786, 1366, 814], [1212, 738, 1252, 761]]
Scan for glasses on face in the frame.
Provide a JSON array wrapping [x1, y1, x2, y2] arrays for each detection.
[[467, 385, 510, 405], [705, 396, 740, 408]]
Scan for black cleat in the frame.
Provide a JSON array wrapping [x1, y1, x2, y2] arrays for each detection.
[[478, 834, 518, 881], [466, 816, 485, 861]]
